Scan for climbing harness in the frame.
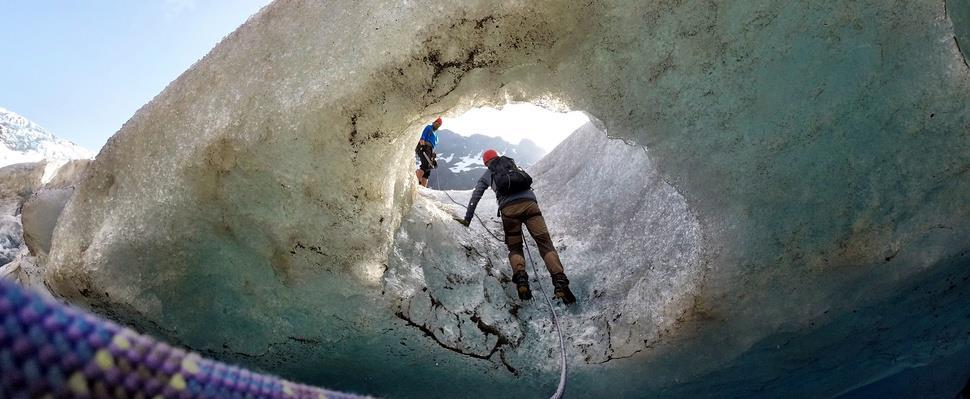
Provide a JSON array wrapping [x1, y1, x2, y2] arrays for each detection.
[[0, 279, 368, 398], [434, 173, 568, 399]]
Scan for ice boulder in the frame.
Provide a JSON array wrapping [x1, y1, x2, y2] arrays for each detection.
[[20, 159, 92, 258], [0, 215, 24, 265], [22, 188, 74, 258], [0, 161, 45, 215], [0, 161, 45, 264], [43, 159, 91, 189]]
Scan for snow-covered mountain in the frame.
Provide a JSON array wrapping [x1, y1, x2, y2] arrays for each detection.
[[423, 129, 546, 189], [0, 107, 94, 181]]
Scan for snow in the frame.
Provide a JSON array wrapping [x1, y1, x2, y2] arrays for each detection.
[[448, 154, 484, 174], [0, 107, 94, 182]]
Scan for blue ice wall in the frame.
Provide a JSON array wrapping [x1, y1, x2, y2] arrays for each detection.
[[951, 0, 970, 65]]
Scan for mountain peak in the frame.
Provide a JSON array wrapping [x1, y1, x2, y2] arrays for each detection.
[[426, 128, 547, 189], [0, 107, 94, 181]]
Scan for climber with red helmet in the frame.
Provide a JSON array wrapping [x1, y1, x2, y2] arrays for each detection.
[[459, 149, 576, 304], [415, 117, 443, 187]]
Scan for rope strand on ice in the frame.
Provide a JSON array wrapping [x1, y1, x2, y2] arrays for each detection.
[[524, 239, 569, 399]]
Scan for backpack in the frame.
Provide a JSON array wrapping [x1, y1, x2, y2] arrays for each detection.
[[488, 156, 533, 195]]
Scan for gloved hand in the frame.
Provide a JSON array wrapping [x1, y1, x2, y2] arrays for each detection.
[[431, 151, 438, 168]]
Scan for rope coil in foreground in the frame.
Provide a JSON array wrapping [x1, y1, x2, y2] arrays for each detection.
[[0, 279, 371, 399]]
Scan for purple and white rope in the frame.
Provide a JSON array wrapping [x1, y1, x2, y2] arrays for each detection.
[[0, 279, 371, 399]]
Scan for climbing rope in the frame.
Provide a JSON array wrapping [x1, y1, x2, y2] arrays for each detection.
[[433, 169, 568, 399], [523, 240, 568, 399], [0, 279, 370, 398], [0, 169, 569, 398], [434, 173, 504, 242]]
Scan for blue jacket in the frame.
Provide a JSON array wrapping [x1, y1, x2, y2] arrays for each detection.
[[420, 125, 438, 149], [464, 169, 537, 222]]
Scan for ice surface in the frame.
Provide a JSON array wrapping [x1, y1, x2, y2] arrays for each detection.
[[0, 161, 45, 215], [38, 0, 970, 397], [42, 159, 92, 189], [22, 188, 74, 257], [0, 158, 90, 295], [0, 161, 45, 265], [385, 123, 701, 380], [531, 122, 703, 361], [21, 159, 91, 258], [0, 214, 24, 265], [951, 0, 970, 65]]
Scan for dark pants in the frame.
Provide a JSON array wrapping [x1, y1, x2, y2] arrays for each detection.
[[416, 145, 434, 178], [501, 200, 565, 276]]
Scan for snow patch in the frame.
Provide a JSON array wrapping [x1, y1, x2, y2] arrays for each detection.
[[450, 154, 485, 173], [0, 107, 94, 182]]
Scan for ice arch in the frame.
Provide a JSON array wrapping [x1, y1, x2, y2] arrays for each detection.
[[44, 0, 969, 397], [385, 121, 703, 373]]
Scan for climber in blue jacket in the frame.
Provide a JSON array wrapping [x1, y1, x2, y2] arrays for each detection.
[[415, 117, 442, 187]]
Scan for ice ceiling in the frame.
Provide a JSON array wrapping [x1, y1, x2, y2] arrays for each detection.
[[34, 0, 970, 397]]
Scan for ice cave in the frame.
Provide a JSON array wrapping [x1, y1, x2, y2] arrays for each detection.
[[5, 0, 969, 397]]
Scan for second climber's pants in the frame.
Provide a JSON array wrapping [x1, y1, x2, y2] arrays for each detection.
[[500, 200, 565, 276]]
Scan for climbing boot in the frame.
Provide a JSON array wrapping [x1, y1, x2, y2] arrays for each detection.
[[551, 273, 576, 305], [512, 271, 532, 300]]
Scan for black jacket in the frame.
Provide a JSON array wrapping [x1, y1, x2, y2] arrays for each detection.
[[464, 169, 537, 221]]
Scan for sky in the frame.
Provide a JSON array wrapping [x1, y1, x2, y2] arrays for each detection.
[[0, 1, 588, 153], [0, 0, 272, 151], [445, 104, 589, 153]]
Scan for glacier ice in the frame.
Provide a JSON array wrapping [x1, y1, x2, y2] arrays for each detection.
[[1, 158, 91, 293], [22, 187, 76, 257], [386, 122, 702, 376], [0, 161, 46, 291], [0, 161, 45, 215], [0, 110, 93, 285], [0, 161, 45, 264], [0, 214, 24, 265], [34, 0, 970, 397], [21, 159, 92, 258]]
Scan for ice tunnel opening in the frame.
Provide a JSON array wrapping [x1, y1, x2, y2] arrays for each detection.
[[420, 103, 588, 190], [379, 96, 709, 384]]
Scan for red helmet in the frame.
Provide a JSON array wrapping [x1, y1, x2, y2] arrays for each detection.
[[434, 117, 443, 125], [482, 149, 498, 165]]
